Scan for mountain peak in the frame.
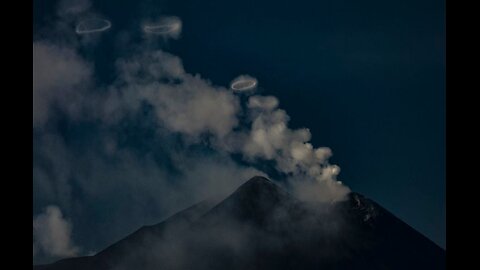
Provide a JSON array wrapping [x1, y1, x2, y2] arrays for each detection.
[[235, 176, 277, 193], [231, 176, 292, 204], [202, 176, 296, 225]]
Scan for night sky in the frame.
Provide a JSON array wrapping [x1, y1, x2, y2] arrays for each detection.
[[34, 0, 445, 253]]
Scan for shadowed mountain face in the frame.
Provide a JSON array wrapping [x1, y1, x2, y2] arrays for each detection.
[[35, 176, 445, 270]]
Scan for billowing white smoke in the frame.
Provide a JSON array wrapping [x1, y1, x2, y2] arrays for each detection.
[[103, 50, 240, 140], [99, 45, 350, 202], [33, 206, 80, 259], [240, 95, 349, 201], [35, 13, 349, 203]]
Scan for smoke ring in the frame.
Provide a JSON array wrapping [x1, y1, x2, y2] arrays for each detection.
[[143, 23, 180, 34], [230, 76, 258, 92], [75, 19, 111, 34]]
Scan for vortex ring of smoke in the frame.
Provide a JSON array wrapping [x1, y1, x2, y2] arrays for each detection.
[[75, 19, 111, 34], [143, 24, 180, 34], [142, 16, 182, 40], [230, 77, 258, 91]]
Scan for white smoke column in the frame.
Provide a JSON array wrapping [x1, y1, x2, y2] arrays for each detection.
[[99, 37, 349, 202], [33, 206, 80, 258], [109, 50, 240, 140], [233, 95, 350, 202]]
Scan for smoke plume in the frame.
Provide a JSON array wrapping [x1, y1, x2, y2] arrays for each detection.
[[33, 206, 80, 260]]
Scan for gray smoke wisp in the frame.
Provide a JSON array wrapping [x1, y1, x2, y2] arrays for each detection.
[[33, 206, 80, 259]]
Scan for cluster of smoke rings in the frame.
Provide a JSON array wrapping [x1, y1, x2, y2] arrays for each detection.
[[74, 16, 182, 37]]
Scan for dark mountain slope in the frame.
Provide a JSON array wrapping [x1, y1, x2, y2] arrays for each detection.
[[35, 176, 445, 270]]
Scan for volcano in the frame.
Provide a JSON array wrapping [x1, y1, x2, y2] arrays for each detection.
[[34, 176, 445, 270]]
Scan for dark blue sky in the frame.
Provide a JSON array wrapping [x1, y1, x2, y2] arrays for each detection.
[[34, 0, 445, 248]]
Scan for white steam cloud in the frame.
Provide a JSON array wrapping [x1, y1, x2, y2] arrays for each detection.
[[33, 205, 80, 259], [100, 47, 349, 200]]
